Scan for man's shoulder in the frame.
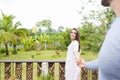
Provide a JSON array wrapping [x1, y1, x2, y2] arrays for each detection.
[[110, 17, 120, 30], [113, 17, 120, 25]]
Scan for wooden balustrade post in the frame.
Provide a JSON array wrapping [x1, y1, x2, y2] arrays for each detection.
[[48, 62, 55, 79], [92, 70, 98, 80], [37, 62, 42, 77], [4, 62, 11, 80], [81, 68, 88, 80], [15, 62, 22, 80], [59, 62, 65, 80], [0, 62, 1, 80], [26, 62, 33, 80]]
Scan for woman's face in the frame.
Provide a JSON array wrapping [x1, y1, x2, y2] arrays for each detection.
[[70, 29, 77, 41]]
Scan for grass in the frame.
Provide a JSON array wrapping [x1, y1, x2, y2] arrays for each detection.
[[0, 50, 66, 60], [81, 51, 98, 61], [0, 50, 98, 60]]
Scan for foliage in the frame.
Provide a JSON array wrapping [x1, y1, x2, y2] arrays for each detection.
[[61, 28, 71, 50], [0, 7, 115, 55], [79, 8, 115, 53], [0, 11, 28, 55], [0, 47, 6, 53], [58, 26, 64, 33], [20, 36, 35, 51], [0, 12, 15, 55], [36, 19, 52, 33], [38, 73, 54, 80]]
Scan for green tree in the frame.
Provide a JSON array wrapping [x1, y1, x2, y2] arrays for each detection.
[[0, 12, 15, 55], [39, 33, 50, 50], [0, 30, 12, 55], [79, 8, 115, 53], [0, 11, 27, 55], [11, 22, 28, 54], [61, 28, 71, 50], [58, 26, 64, 33], [36, 19, 52, 33], [79, 23, 102, 52]]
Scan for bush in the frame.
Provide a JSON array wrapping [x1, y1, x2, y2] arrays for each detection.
[[0, 47, 6, 53], [12, 50, 17, 54], [38, 73, 54, 80], [9, 47, 14, 52]]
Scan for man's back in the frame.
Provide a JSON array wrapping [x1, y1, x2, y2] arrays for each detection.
[[98, 16, 120, 80]]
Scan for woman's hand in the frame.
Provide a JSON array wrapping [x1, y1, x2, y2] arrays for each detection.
[[76, 58, 81, 66], [78, 58, 86, 68], [75, 57, 86, 68]]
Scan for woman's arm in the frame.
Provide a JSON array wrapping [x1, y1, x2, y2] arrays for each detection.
[[74, 50, 81, 66], [73, 41, 80, 65]]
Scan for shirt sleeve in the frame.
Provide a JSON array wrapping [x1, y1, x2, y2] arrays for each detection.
[[73, 40, 79, 52], [85, 59, 99, 70]]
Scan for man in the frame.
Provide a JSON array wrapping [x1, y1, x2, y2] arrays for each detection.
[[79, 0, 120, 80]]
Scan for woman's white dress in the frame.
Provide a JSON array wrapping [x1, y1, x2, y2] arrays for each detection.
[[65, 40, 81, 80]]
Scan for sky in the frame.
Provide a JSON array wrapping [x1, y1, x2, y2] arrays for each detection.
[[0, 0, 103, 30]]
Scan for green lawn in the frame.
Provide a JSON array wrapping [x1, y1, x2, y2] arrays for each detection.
[[0, 50, 98, 60]]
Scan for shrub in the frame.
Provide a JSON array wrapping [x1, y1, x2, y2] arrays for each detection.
[[38, 73, 54, 80], [0, 47, 6, 53]]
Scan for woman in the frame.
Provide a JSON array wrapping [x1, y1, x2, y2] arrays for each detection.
[[65, 28, 81, 80]]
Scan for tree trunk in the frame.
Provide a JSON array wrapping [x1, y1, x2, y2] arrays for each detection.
[[5, 44, 9, 56], [13, 44, 17, 54]]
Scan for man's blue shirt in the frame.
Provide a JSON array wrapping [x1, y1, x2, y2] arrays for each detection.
[[86, 16, 120, 80]]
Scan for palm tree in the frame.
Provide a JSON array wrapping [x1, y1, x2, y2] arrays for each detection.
[[0, 11, 28, 55], [11, 22, 28, 54], [0, 11, 15, 55], [0, 30, 11, 55]]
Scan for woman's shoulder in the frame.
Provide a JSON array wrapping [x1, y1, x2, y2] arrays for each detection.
[[71, 40, 79, 46], [72, 40, 79, 44]]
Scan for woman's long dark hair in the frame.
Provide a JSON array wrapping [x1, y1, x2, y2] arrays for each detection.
[[72, 28, 80, 52]]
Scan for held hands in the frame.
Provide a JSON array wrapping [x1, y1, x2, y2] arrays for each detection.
[[75, 58, 86, 68], [74, 51, 86, 68]]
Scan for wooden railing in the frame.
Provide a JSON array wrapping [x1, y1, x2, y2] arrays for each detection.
[[0, 60, 98, 80]]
